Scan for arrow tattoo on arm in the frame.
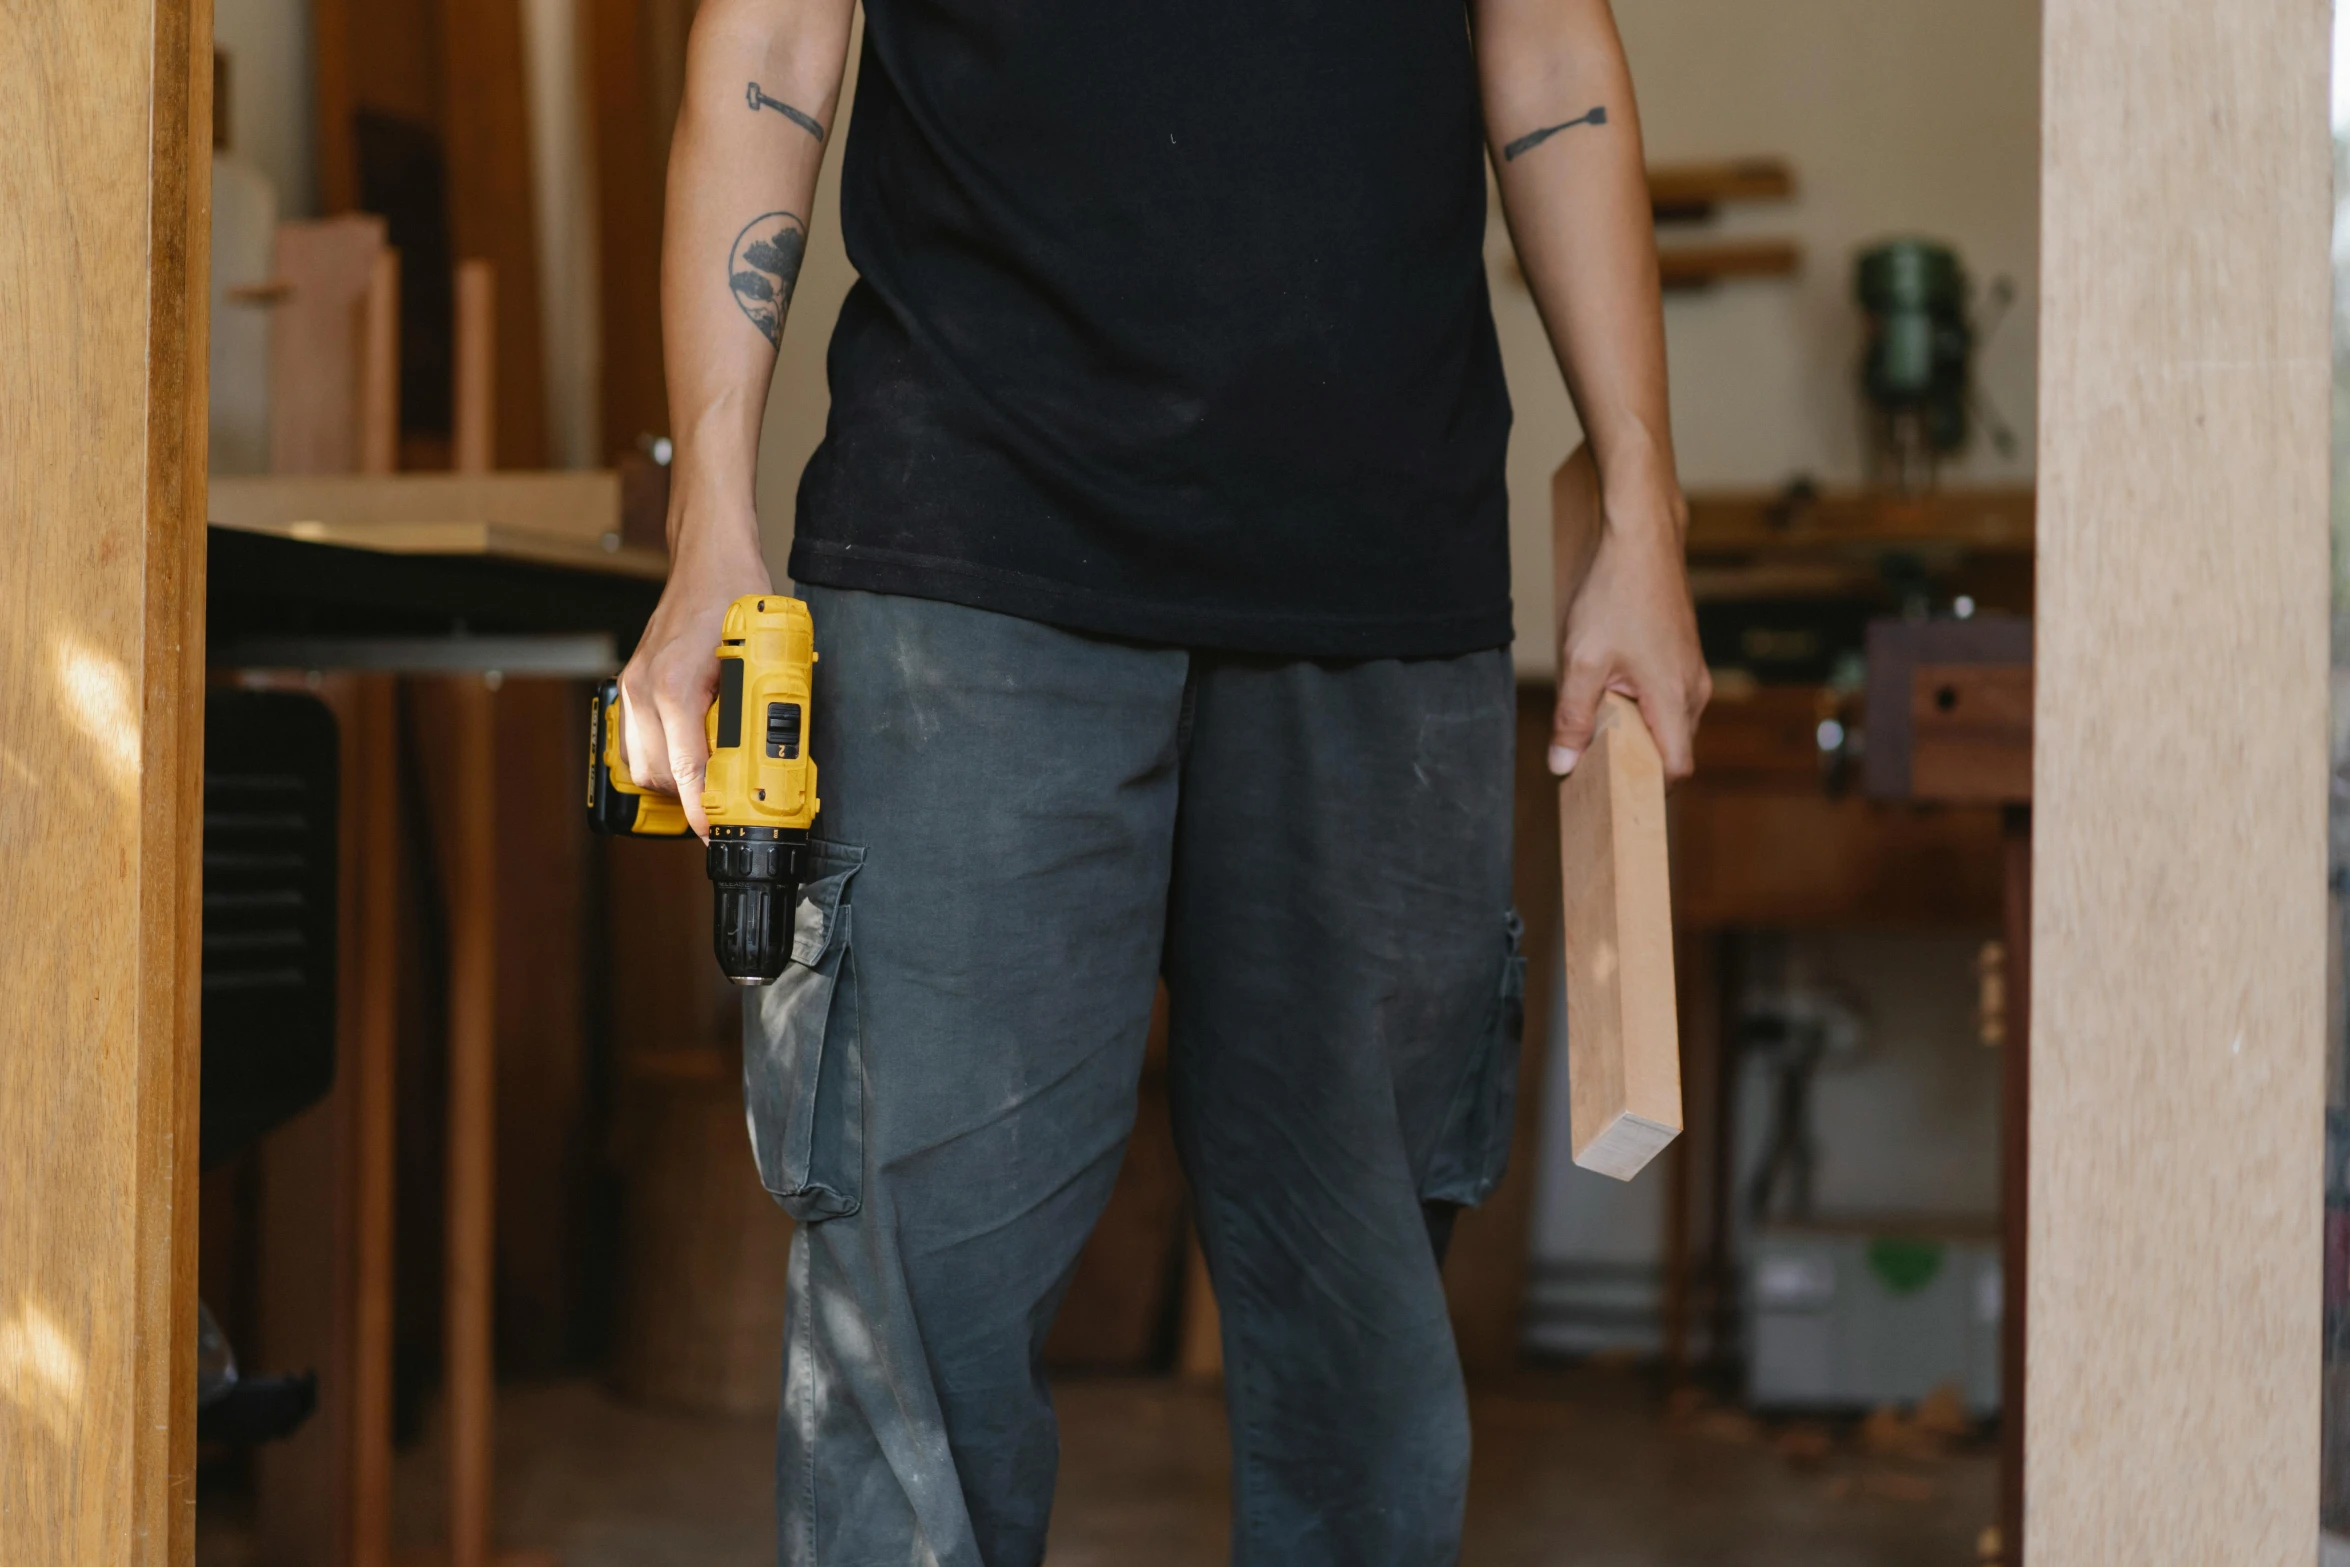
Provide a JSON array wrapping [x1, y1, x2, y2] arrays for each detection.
[[1503, 105, 1607, 162], [747, 81, 826, 142]]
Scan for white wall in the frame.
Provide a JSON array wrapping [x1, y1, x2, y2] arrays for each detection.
[[1521, 1, 2036, 1352], [213, 0, 317, 217], [1499, 0, 2040, 666], [759, 1, 2042, 656]]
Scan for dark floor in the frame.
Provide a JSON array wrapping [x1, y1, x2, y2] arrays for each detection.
[[204, 1367, 1999, 1566]]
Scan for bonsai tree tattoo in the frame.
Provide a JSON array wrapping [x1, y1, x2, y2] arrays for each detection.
[[729, 211, 808, 347]]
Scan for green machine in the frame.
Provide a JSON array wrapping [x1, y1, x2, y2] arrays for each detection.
[[1854, 238, 2015, 491]]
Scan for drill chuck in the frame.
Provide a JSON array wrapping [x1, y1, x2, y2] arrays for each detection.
[[707, 826, 812, 986]]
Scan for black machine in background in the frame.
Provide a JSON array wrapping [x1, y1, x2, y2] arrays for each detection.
[[1854, 237, 2017, 492], [201, 689, 342, 1169], [199, 687, 342, 1447]]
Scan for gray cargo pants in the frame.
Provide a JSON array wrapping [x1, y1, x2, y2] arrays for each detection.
[[747, 585, 1524, 1567]]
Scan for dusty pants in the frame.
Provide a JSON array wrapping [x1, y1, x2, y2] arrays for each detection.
[[748, 585, 1523, 1567]]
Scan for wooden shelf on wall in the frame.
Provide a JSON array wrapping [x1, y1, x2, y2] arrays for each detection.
[[1683, 486, 2036, 554], [1657, 239, 1803, 291], [1646, 156, 1799, 290], [1502, 158, 1802, 293], [208, 472, 666, 580], [1648, 158, 1795, 222], [1504, 236, 1804, 295]]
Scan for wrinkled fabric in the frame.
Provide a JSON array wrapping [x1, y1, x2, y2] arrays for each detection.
[[751, 585, 1519, 1567]]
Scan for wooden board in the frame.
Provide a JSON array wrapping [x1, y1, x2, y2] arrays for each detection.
[[269, 215, 388, 474], [0, 0, 209, 1560], [453, 259, 496, 476], [1548, 445, 1680, 1180], [587, 0, 677, 462], [1685, 487, 2036, 555], [1560, 695, 1682, 1179], [1647, 158, 1794, 221], [211, 518, 665, 579], [440, 0, 548, 470], [211, 471, 624, 541], [1656, 240, 1802, 292], [2030, 1, 2330, 1561], [358, 247, 400, 475], [208, 472, 664, 579]]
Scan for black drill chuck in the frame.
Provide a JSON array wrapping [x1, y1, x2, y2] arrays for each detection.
[[707, 826, 813, 985]]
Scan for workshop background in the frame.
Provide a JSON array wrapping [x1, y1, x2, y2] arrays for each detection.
[[183, 2, 2343, 1566]]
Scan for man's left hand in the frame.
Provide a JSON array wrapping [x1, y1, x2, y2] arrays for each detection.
[[1551, 493, 1711, 782]]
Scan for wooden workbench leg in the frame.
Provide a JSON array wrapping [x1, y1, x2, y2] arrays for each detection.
[[2000, 805, 2031, 1566], [252, 671, 398, 1567], [359, 247, 399, 476], [351, 677, 400, 1567], [1702, 934, 1745, 1382], [1662, 929, 1721, 1383], [446, 675, 499, 1567], [453, 260, 496, 476]]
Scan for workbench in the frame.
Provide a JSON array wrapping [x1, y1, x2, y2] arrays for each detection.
[[205, 482, 661, 1567]]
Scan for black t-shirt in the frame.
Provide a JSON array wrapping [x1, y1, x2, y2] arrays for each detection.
[[790, 0, 1514, 659]]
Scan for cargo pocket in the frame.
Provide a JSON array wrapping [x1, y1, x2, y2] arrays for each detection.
[[743, 840, 866, 1222], [1421, 911, 1526, 1208]]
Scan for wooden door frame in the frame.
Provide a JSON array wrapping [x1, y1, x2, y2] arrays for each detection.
[[2027, 2, 2332, 1561], [3, 0, 2334, 1561], [2, 0, 211, 1563]]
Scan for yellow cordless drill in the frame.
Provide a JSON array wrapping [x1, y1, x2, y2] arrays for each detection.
[[587, 594, 820, 986]]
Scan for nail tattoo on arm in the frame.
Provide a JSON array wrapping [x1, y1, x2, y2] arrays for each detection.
[[746, 81, 826, 141], [1503, 105, 1607, 162], [729, 212, 808, 348]]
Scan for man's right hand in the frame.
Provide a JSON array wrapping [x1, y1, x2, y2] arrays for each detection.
[[616, 527, 773, 840], [628, 0, 849, 833]]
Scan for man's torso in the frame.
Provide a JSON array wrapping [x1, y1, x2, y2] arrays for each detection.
[[790, 0, 1516, 659]]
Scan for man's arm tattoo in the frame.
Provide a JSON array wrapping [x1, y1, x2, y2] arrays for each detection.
[[729, 212, 808, 348], [1502, 105, 1608, 162], [747, 81, 826, 142]]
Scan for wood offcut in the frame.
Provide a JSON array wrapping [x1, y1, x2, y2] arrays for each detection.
[[1551, 446, 1683, 1181]]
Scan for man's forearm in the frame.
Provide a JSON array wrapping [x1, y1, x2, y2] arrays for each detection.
[[661, 0, 854, 560], [1473, 0, 1680, 532], [1472, 0, 1708, 778]]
